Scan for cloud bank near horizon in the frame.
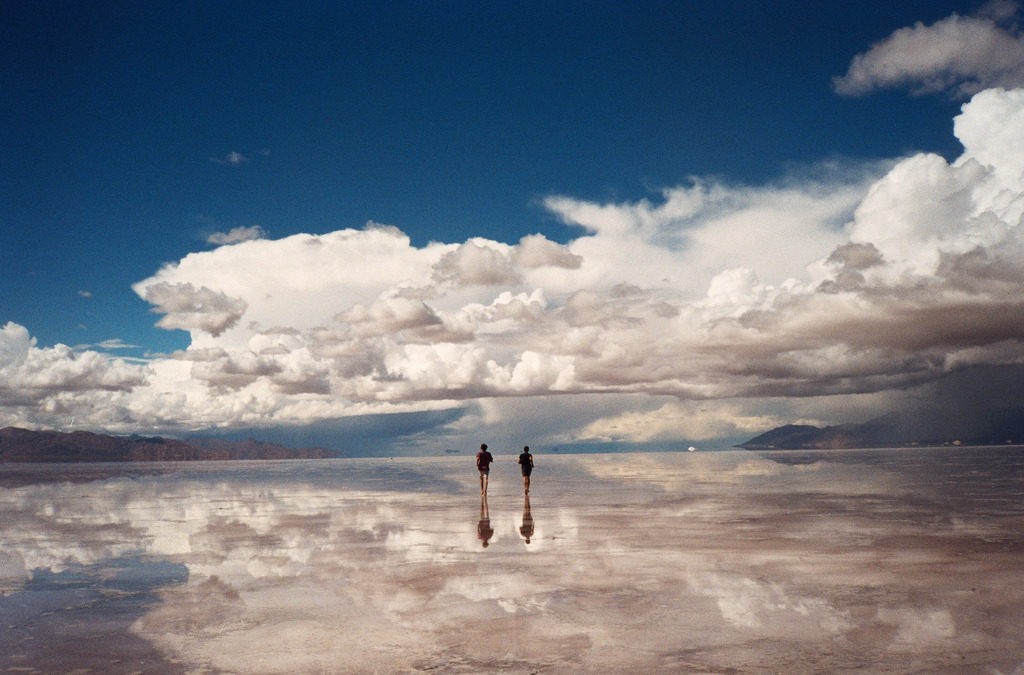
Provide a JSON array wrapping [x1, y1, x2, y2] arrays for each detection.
[[2, 91, 1022, 444], [5, 7, 1024, 449]]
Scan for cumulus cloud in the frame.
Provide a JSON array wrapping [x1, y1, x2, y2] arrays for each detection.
[[0, 322, 148, 429], [542, 173, 870, 295], [133, 227, 448, 346], [143, 88, 1024, 433], [140, 282, 248, 337], [833, 1, 1024, 97], [5, 85, 1024, 444], [512, 233, 583, 270], [207, 225, 267, 245], [0, 323, 146, 394], [432, 239, 522, 287]]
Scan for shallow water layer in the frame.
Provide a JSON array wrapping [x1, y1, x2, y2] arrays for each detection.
[[2, 447, 1023, 673]]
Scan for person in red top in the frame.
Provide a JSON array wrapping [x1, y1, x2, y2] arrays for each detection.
[[476, 443, 493, 495]]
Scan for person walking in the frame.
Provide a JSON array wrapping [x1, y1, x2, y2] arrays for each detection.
[[518, 445, 533, 495], [476, 443, 493, 495]]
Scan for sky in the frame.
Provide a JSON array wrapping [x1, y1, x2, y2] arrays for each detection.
[[3, 0, 1024, 454]]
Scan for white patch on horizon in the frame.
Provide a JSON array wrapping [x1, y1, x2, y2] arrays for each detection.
[[577, 399, 790, 443]]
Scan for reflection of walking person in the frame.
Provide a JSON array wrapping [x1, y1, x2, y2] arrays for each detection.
[[520, 494, 534, 544], [518, 445, 533, 495], [476, 443, 493, 495], [477, 494, 493, 548]]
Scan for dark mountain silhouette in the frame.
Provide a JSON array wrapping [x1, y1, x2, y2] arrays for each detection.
[[0, 427, 334, 462], [739, 407, 1024, 450]]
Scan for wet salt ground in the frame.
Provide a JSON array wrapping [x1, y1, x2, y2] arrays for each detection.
[[1, 448, 1023, 673]]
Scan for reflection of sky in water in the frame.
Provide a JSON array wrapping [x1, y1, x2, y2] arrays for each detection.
[[2, 449, 1024, 673]]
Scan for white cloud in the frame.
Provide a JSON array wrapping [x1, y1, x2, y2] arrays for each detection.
[[207, 225, 267, 245], [340, 293, 444, 335], [833, 2, 1024, 97], [512, 233, 582, 270], [74, 339, 143, 353], [133, 227, 449, 347], [954, 87, 1024, 223], [0, 322, 148, 429], [140, 282, 248, 337], [5, 86, 1024, 444], [543, 175, 869, 297], [210, 151, 248, 166], [432, 239, 522, 287]]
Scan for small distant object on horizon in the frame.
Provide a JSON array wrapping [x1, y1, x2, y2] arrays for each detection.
[[688, 446, 696, 452], [444, 448, 460, 454]]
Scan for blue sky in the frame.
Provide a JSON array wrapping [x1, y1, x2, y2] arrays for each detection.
[[3, 0, 966, 350], [4, 1, 1024, 453]]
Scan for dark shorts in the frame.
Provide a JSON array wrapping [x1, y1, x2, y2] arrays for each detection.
[[521, 467, 532, 477], [479, 467, 489, 474]]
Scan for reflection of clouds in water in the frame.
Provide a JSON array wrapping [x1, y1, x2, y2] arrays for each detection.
[[878, 607, 956, 646], [385, 511, 485, 560], [136, 576, 417, 674], [3, 450, 1024, 672], [568, 451, 902, 497], [687, 564, 852, 634], [441, 573, 541, 612], [3, 479, 488, 610], [0, 470, 590, 671]]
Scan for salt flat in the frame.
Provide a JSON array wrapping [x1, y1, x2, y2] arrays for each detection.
[[2, 447, 1023, 673]]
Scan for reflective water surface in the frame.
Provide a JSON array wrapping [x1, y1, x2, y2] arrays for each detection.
[[2, 448, 1023, 673]]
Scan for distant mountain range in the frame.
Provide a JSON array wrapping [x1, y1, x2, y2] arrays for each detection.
[[0, 427, 334, 462], [738, 408, 1024, 450]]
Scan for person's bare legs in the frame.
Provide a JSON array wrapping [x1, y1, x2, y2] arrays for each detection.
[[522, 474, 530, 495], [480, 471, 489, 495]]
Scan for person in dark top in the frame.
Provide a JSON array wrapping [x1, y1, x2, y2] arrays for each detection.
[[518, 445, 533, 495], [476, 443, 493, 495]]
